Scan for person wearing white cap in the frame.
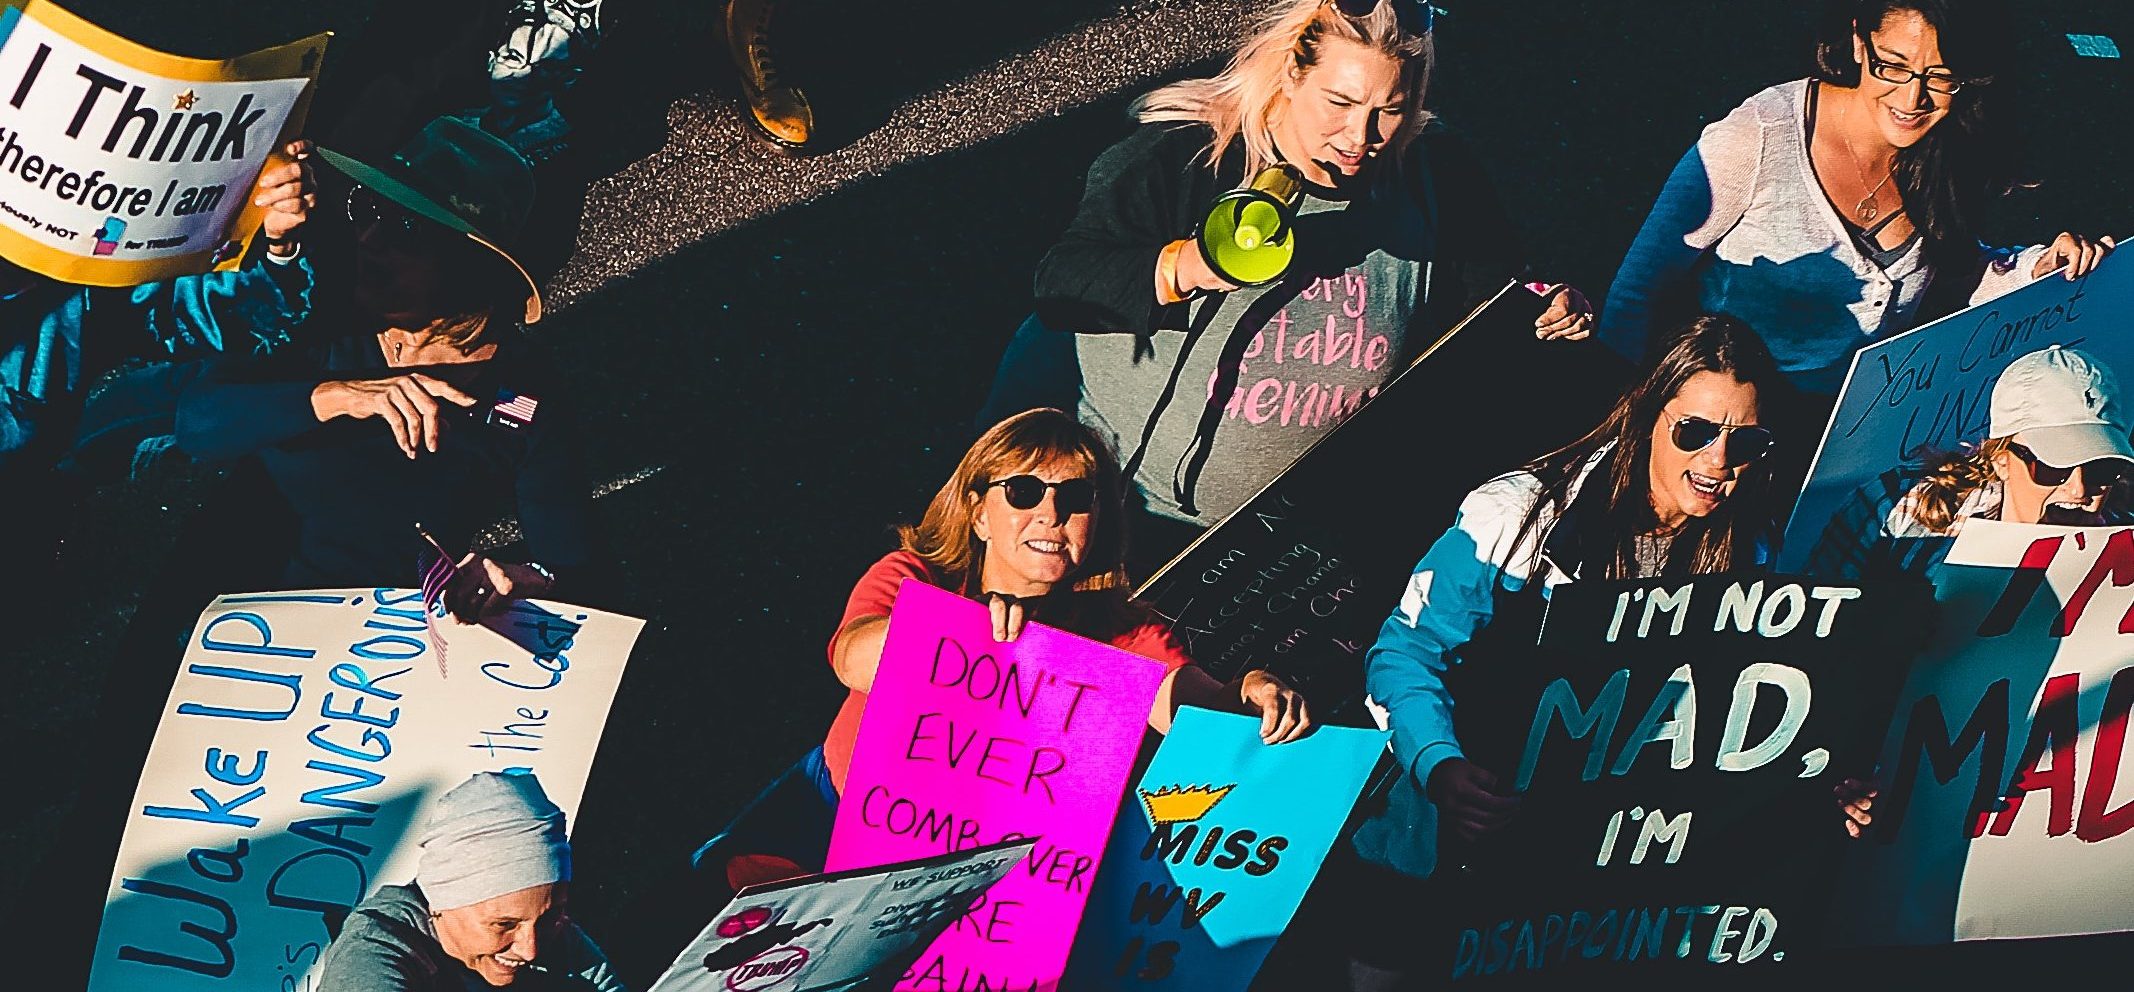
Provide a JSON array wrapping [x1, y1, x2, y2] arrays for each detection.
[[1807, 344, 2134, 585], [318, 771, 627, 990], [1806, 345, 2134, 841]]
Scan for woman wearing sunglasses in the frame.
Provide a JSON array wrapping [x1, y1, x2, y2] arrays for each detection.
[[688, 407, 1311, 903], [1338, 315, 1782, 989], [1599, 0, 2113, 401], [983, 0, 1591, 577], [177, 116, 585, 619], [1803, 345, 2133, 841], [1807, 345, 2134, 585]]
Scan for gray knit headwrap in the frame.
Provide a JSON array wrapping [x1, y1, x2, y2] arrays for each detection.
[[416, 771, 572, 910]]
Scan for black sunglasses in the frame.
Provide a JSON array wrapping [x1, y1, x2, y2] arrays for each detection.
[[345, 186, 454, 244], [980, 475, 1097, 515], [2007, 442, 2130, 489], [1331, 0, 1433, 33], [346, 186, 415, 231], [1671, 417, 1776, 465]]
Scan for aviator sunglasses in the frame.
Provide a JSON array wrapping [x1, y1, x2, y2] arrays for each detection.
[[2006, 442, 2130, 489], [1671, 417, 1776, 465], [980, 475, 1097, 515]]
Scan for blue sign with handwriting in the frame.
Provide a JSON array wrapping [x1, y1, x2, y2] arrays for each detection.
[[1065, 707, 1387, 990]]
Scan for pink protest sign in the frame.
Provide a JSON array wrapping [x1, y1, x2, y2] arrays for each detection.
[[827, 579, 1171, 992]]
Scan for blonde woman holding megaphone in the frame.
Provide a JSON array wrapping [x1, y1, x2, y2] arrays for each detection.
[[984, 0, 1592, 577]]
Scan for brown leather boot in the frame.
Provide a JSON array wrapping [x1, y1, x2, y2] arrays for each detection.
[[724, 0, 815, 154]]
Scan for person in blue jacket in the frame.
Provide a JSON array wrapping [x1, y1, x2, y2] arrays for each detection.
[[1340, 314, 1786, 989], [0, 140, 318, 474], [0, 140, 317, 585]]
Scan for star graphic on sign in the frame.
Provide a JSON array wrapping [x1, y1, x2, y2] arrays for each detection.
[[172, 90, 197, 111]]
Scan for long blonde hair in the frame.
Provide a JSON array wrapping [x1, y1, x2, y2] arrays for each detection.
[[899, 408, 1132, 598], [1134, 0, 1435, 176]]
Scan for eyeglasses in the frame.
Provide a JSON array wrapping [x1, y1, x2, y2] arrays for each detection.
[[2006, 442, 2130, 489], [1863, 52, 1976, 95], [1670, 417, 1776, 465], [980, 475, 1097, 515]]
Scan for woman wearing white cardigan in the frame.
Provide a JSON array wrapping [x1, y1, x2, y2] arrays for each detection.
[[1599, 0, 2112, 398]]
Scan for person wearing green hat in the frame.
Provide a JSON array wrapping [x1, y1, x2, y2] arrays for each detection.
[[321, 770, 628, 990], [176, 115, 586, 616]]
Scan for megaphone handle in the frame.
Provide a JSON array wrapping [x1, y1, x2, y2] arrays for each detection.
[[1266, 209, 1292, 246]]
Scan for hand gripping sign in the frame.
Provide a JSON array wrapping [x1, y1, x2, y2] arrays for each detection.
[[87, 590, 640, 992], [826, 580, 1170, 992], [0, 1, 326, 284], [1828, 519, 2134, 945], [1066, 707, 1388, 991], [1781, 245, 2134, 571], [1434, 572, 1887, 982]]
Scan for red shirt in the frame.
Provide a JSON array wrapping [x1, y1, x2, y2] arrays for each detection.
[[822, 550, 1193, 792]]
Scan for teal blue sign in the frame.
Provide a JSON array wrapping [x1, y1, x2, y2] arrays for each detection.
[[1066, 707, 1387, 990]]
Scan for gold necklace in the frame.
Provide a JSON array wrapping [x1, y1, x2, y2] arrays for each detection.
[[1835, 96, 1896, 222]]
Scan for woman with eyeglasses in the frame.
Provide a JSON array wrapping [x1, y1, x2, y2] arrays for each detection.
[[984, 0, 1592, 578], [176, 116, 586, 618], [687, 407, 1312, 903], [1599, 0, 2114, 400], [1337, 314, 1782, 990]]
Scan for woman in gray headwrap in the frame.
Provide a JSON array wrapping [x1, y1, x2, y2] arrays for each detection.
[[319, 771, 627, 990]]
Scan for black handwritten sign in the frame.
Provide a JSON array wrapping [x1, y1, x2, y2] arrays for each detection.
[[1429, 573, 1889, 983], [1134, 282, 1567, 716]]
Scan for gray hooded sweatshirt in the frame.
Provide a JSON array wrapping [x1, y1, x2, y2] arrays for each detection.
[[318, 884, 627, 992]]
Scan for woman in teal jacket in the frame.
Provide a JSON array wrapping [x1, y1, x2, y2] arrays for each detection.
[[1344, 314, 1785, 988]]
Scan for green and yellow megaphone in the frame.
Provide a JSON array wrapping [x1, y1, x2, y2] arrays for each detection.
[[1196, 165, 1304, 287]]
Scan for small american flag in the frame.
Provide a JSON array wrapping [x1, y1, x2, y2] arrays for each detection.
[[492, 388, 540, 428], [419, 549, 457, 678]]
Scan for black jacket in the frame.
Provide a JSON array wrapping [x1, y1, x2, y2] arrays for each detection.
[[1031, 119, 1528, 356], [177, 326, 590, 588]]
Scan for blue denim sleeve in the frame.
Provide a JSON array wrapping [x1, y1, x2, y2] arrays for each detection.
[[125, 253, 315, 360]]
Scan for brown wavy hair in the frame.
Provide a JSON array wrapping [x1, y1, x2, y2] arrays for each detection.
[[898, 408, 1132, 599], [1511, 314, 1786, 580]]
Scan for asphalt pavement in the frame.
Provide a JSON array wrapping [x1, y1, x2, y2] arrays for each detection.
[[5, 0, 2131, 987]]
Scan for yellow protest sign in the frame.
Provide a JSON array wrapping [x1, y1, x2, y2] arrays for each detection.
[[0, 1, 326, 285]]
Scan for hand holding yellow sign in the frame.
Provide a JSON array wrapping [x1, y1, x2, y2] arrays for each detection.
[[0, 1, 327, 285]]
